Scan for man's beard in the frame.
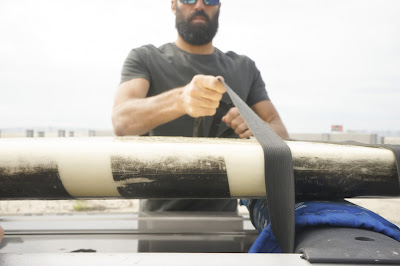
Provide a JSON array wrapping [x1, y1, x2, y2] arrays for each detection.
[[175, 7, 219, 46]]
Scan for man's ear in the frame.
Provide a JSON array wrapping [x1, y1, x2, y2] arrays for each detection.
[[171, 0, 176, 15]]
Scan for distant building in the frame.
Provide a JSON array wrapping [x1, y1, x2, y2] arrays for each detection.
[[58, 130, 66, 137], [331, 125, 343, 132], [26, 130, 34, 138], [0, 128, 114, 138]]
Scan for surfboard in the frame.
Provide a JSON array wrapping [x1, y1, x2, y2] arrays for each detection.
[[0, 136, 398, 199]]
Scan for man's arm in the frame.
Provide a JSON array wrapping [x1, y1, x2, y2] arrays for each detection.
[[112, 75, 226, 136], [222, 100, 289, 140], [0, 225, 3, 244], [112, 78, 184, 136]]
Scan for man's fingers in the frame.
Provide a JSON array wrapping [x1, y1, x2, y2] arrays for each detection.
[[199, 88, 223, 102], [189, 97, 220, 109], [222, 107, 239, 126], [187, 106, 217, 117], [234, 122, 249, 135], [222, 107, 253, 138], [186, 75, 254, 139], [194, 75, 226, 94], [216, 75, 224, 82], [231, 115, 244, 129], [184, 94, 219, 117], [239, 129, 253, 139], [183, 75, 225, 118]]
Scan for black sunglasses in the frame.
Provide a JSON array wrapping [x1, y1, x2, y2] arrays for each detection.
[[179, 0, 220, 6]]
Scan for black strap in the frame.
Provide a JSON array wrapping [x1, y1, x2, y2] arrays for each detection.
[[208, 101, 234, 138], [220, 80, 295, 253], [193, 117, 205, 137]]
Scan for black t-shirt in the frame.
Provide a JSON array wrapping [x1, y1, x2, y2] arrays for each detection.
[[120, 43, 270, 211], [121, 43, 270, 138]]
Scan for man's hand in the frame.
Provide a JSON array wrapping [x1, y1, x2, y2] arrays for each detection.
[[222, 101, 290, 140], [181, 75, 226, 117], [222, 107, 253, 139]]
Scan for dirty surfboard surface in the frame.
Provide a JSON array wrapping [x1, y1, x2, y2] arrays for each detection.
[[0, 136, 398, 199]]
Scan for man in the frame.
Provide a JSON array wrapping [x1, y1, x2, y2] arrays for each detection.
[[112, 0, 288, 212], [0, 226, 3, 244]]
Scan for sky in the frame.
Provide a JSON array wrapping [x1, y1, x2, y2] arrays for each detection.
[[0, 0, 399, 134]]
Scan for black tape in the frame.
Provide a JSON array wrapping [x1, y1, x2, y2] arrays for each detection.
[[0, 160, 72, 199], [111, 155, 231, 198]]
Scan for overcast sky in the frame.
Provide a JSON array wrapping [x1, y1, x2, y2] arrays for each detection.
[[0, 0, 399, 134]]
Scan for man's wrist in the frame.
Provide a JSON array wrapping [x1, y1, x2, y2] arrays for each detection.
[[172, 87, 187, 116]]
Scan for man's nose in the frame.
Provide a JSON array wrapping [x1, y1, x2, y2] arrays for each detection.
[[194, 0, 206, 10]]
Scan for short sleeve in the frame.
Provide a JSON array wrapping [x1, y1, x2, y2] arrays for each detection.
[[120, 49, 151, 84], [246, 61, 270, 106]]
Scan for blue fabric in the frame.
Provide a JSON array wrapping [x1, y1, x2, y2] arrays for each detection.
[[240, 200, 400, 253]]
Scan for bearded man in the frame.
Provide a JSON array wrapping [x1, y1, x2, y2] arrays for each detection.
[[112, 0, 288, 212]]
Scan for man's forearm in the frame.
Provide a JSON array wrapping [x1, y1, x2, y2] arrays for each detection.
[[113, 75, 226, 136], [268, 119, 289, 140], [112, 88, 185, 136]]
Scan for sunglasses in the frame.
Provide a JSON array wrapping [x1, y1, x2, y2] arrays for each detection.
[[179, 0, 220, 6]]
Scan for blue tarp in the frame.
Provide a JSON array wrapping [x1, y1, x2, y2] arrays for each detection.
[[240, 200, 400, 253]]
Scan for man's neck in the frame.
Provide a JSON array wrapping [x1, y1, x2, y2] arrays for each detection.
[[175, 36, 215, 55]]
